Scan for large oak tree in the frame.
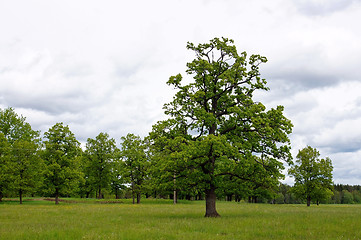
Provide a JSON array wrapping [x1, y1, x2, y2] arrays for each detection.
[[159, 37, 293, 217]]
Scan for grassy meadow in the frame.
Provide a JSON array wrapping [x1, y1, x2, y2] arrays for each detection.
[[1, 198, 361, 239]]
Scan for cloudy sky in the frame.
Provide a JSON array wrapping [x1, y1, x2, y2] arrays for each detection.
[[1, 0, 361, 185]]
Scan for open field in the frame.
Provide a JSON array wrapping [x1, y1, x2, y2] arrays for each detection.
[[1, 199, 361, 239]]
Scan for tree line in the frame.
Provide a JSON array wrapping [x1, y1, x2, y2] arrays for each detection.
[[0, 107, 336, 206], [270, 184, 361, 205], [0, 38, 339, 217]]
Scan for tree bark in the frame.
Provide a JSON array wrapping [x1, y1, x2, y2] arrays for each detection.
[[173, 190, 177, 204], [226, 194, 232, 201], [19, 189, 23, 204], [307, 196, 311, 207], [55, 189, 59, 205], [173, 173, 177, 204], [132, 181, 135, 204], [205, 187, 220, 217], [97, 187, 102, 199], [0, 191, 3, 202], [115, 189, 120, 199], [136, 192, 141, 204]]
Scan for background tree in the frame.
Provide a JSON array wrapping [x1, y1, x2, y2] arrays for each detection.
[[159, 37, 293, 217], [0, 133, 10, 202], [110, 156, 125, 199], [120, 133, 147, 204], [288, 146, 333, 206], [0, 107, 41, 203], [42, 123, 83, 204], [10, 140, 44, 204], [148, 120, 194, 203], [83, 132, 119, 199]]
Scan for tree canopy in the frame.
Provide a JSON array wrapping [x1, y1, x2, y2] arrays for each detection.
[[84, 132, 119, 199], [0, 107, 41, 203], [288, 146, 333, 206], [42, 123, 83, 204], [120, 133, 148, 204], [152, 37, 293, 217]]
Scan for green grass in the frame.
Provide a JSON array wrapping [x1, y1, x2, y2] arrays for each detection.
[[1, 199, 361, 239]]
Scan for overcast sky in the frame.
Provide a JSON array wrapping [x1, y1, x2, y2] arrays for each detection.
[[1, 0, 361, 185]]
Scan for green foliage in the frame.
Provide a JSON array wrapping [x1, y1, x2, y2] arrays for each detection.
[[120, 133, 148, 203], [0, 132, 10, 201], [0, 107, 40, 143], [153, 37, 293, 216], [83, 132, 119, 199], [289, 146, 333, 206], [42, 123, 83, 204], [0, 107, 41, 203], [10, 140, 44, 203], [342, 190, 354, 204]]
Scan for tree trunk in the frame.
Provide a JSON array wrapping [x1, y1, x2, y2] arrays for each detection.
[[55, 189, 59, 205], [136, 192, 141, 204], [131, 181, 135, 204], [0, 191, 3, 202], [226, 194, 232, 201], [19, 189, 23, 204], [115, 189, 120, 199], [307, 196, 311, 207], [205, 187, 220, 217], [173, 173, 177, 204], [173, 190, 177, 204], [97, 187, 102, 199]]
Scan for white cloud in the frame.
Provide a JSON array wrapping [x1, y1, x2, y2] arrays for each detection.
[[1, 0, 361, 184]]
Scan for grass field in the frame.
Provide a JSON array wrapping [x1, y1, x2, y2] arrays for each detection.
[[1, 198, 361, 239]]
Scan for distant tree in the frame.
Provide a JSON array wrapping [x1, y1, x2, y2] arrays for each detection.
[[110, 156, 125, 199], [84, 132, 119, 199], [148, 120, 196, 203], [353, 191, 361, 203], [278, 183, 292, 204], [120, 133, 148, 204], [42, 123, 83, 204], [158, 37, 293, 217], [10, 140, 44, 204], [0, 107, 41, 203], [0, 133, 10, 202], [0, 107, 40, 144], [342, 190, 354, 204], [288, 146, 333, 206]]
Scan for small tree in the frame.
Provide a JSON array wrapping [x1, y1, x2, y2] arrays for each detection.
[[120, 133, 147, 204], [0, 133, 10, 202], [11, 140, 44, 204], [288, 146, 333, 206], [42, 123, 83, 204], [0, 107, 41, 203], [84, 132, 118, 199], [110, 156, 125, 199]]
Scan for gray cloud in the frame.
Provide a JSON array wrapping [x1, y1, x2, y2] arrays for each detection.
[[1, 0, 361, 185], [295, 0, 357, 16]]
